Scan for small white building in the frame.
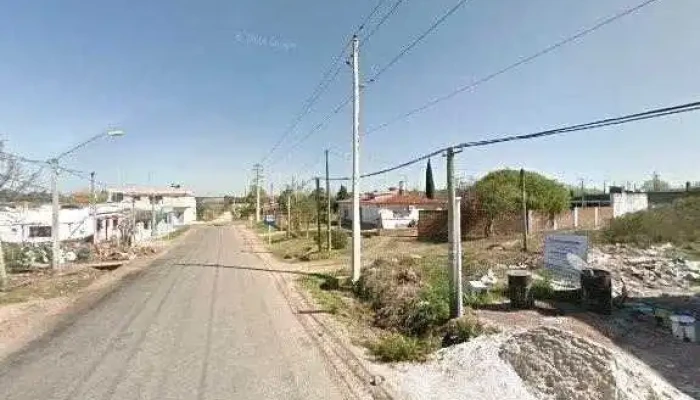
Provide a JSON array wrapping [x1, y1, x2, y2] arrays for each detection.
[[107, 186, 197, 226], [338, 190, 445, 229], [0, 205, 93, 243]]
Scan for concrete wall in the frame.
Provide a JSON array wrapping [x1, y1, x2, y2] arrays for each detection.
[[612, 192, 648, 217]]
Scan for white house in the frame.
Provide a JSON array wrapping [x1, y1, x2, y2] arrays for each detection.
[[0, 186, 196, 244], [107, 186, 197, 227], [338, 190, 445, 229]]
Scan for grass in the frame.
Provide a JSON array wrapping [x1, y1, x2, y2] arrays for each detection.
[[298, 273, 346, 315], [367, 333, 436, 363], [602, 197, 700, 247], [0, 268, 105, 305]]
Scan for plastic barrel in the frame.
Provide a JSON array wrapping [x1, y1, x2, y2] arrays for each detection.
[[508, 270, 533, 309], [580, 269, 612, 315]]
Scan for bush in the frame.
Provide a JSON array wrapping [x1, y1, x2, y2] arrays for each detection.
[[330, 230, 348, 250], [368, 333, 434, 362], [602, 197, 700, 246], [355, 258, 451, 337], [442, 312, 488, 347]]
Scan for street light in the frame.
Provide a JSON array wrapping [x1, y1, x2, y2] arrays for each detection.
[[50, 129, 126, 269]]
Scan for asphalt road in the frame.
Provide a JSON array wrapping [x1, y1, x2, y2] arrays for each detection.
[[0, 225, 345, 400]]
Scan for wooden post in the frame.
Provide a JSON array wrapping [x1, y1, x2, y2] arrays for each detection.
[[520, 168, 528, 252]]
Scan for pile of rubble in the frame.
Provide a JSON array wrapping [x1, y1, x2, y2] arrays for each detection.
[[588, 244, 700, 297]]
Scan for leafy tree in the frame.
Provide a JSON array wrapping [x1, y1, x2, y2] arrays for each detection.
[[425, 159, 435, 199], [474, 169, 570, 236], [641, 172, 670, 192]]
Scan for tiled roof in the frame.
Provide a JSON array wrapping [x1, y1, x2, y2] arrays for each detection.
[[339, 193, 445, 206]]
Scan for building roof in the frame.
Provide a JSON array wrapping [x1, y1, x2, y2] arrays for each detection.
[[339, 193, 445, 206], [108, 186, 193, 197]]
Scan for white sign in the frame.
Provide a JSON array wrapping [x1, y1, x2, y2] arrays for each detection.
[[544, 234, 589, 287]]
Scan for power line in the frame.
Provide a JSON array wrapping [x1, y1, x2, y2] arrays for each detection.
[[362, 0, 407, 46], [327, 99, 700, 181], [260, 0, 395, 165], [365, 0, 661, 136], [268, 95, 353, 167], [367, 0, 471, 85]]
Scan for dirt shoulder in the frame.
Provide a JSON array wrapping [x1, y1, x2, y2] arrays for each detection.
[[0, 228, 195, 361]]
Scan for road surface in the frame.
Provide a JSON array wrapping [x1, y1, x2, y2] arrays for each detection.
[[0, 225, 345, 400]]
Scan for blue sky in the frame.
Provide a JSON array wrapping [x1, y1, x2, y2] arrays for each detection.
[[1, 0, 699, 196]]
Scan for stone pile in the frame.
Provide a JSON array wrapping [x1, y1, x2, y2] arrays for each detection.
[[588, 244, 700, 297]]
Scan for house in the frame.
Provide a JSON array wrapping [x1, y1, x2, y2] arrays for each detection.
[[338, 188, 445, 229], [107, 186, 197, 227]]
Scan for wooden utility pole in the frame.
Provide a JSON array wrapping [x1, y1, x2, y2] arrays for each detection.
[[325, 149, 332, 252], [287, 193, 292, 238], [520, 168, 528, 252], [315, 177, 322, 252]]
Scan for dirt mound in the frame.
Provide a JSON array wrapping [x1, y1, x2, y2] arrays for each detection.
[[499, 327, 690, 400], [500, 327, 616, 400]]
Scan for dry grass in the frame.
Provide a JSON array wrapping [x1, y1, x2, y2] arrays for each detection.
[[0, 267, 106, 305]]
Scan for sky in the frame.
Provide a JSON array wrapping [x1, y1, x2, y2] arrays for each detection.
[[1, 0, 699, 196]]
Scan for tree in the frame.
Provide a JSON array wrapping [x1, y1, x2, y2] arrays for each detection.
[[641, 172, 670, 192], [425, 159, 435, 199], [333, 185, 349, 213], [474, 169, 570, 237], [0, 142, 41, 291]]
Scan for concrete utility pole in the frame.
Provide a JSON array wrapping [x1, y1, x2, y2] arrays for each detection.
[[287, 192, 292, 238], [315, 177, 322, 253], [50, 159, 60, 269], [520, 168, 528, 252], [446, 147, 463, 318], [150, 194, 157, 239], [253, 164, 263, 222], [580, 179, 586, 208], [325, 149, 332, 251], [351, 34, 362, 283], [90, 171, 97, 245]]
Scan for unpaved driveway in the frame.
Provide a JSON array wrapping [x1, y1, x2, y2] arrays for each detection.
[[0, 225, 344, 399]]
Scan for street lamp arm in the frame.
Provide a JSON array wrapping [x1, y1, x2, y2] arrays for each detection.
[[54, 133, 107, 161]]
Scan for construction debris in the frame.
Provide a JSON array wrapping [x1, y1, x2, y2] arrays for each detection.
[[588, 244, 700, 297]]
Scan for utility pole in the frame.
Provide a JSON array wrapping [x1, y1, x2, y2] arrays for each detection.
[[253, 164, 263, 223], [351, 34, 361, 283], [287, 192, 292, 238], [580, 178, 586, 208], [315, 177, 322, 253], [50, 159, 60, 269], [90, 171, 97, 245], [150, 194, 157, 239], [325, 149, 332, 251], [446, 147, 463, 318], [520, 168, 528, 252]]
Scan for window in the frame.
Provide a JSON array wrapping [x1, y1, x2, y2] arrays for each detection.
[[29, 226, 52, 238], [133, 196, 141, 201], [112, 192, 124, 202]]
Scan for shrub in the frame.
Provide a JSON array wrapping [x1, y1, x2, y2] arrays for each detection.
[[368, 333, 434, 362], [442, 312, 487, 347], [355, 258, 451, 337], [602, 197, 700, 246], [330, 230, 348, 250]]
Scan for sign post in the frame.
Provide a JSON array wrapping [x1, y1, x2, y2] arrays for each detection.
[[264, 215, 275, 245], [543, 234, 589, 289]]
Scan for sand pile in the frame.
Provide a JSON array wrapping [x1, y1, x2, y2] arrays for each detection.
[[384, 327, 692, 400]]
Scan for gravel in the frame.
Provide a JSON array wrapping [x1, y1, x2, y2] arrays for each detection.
[[384, 327, 692, 400]]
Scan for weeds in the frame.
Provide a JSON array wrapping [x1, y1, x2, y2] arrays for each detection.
[[368, 333, 436, 362], [299, 274, 346, 315], [602, 197, 700, 246]]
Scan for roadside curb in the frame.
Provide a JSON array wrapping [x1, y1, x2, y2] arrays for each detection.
[[0, 227, 197, 362], [233, 223, 396, 400]]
